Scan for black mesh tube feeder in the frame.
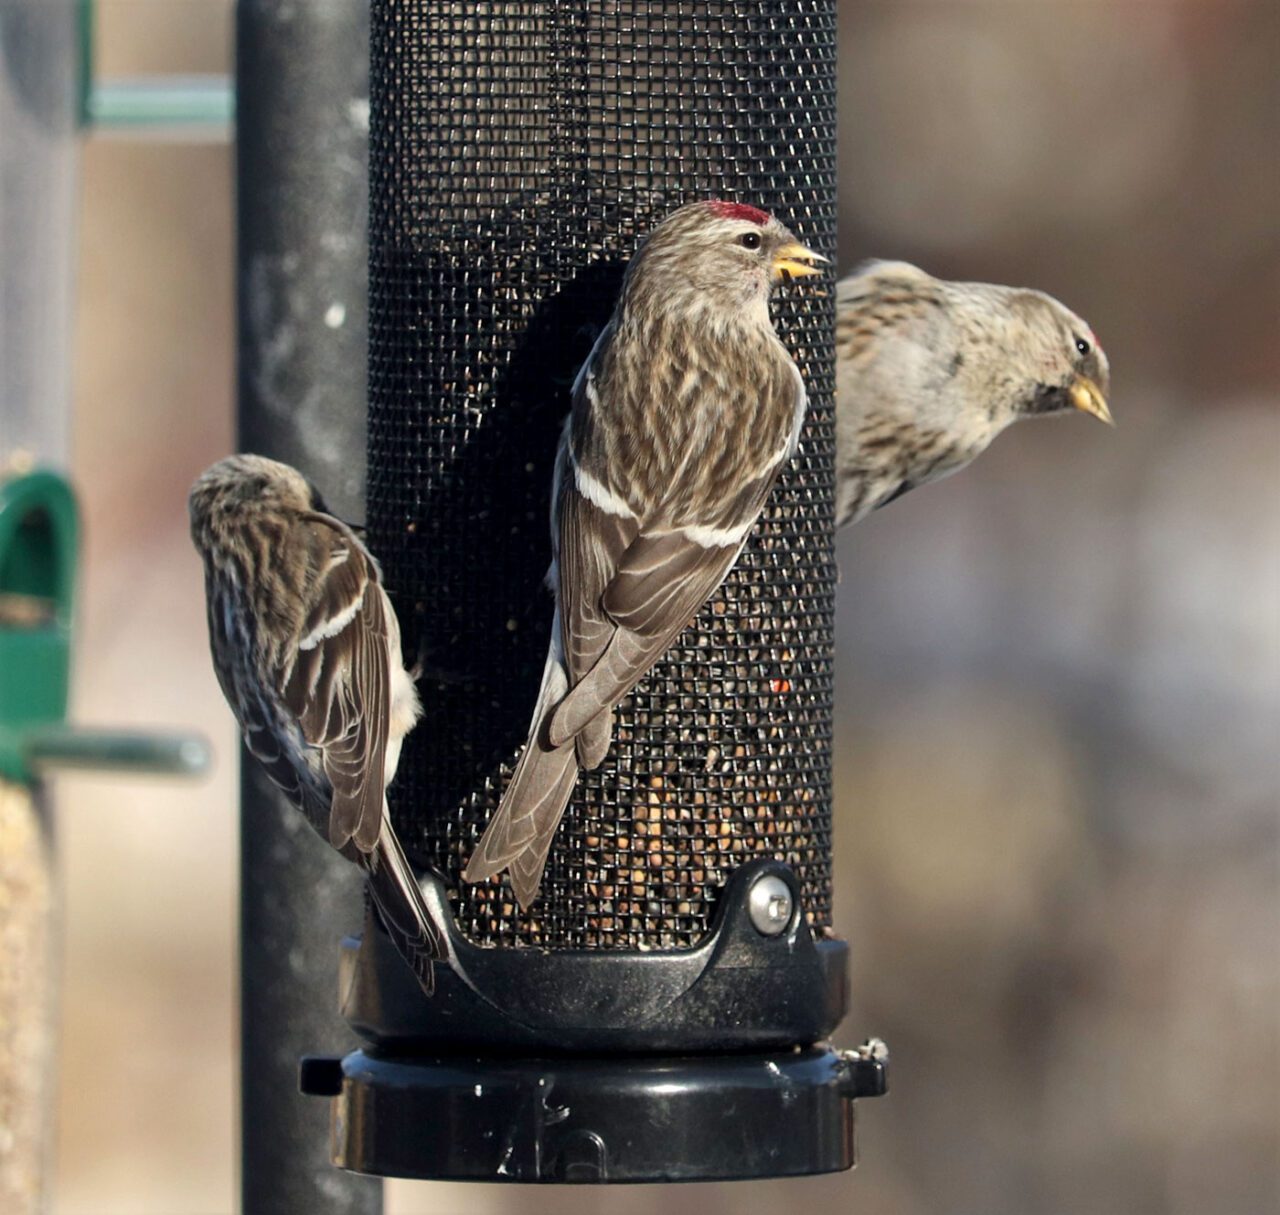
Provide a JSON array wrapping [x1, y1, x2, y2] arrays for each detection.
[[299, 0, 886, 1183]]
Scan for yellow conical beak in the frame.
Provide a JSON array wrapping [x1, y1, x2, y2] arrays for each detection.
[[772, 241, 827, 282], [1069, 375, 1114, 426]]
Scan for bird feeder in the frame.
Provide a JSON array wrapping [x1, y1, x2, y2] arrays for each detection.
[[299, 0, 886, 1183]]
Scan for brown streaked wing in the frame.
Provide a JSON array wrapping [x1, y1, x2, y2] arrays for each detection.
[[280, 515, 390, 856], [607, 463, 780, 635], [557, 473, 640, 688], [548, 465, 780, 747]]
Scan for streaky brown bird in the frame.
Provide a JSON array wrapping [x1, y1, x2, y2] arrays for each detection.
[[189, 454, 445, 993], [463, 199, 826, 909], [835, 260, 1112, 529]]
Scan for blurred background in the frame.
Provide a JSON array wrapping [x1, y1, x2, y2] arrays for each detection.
[[24, 0, 1279, 1212]]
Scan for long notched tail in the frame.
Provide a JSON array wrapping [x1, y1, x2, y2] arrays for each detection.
[[463, 641, 580, 910], [360, 815, 447, 995]]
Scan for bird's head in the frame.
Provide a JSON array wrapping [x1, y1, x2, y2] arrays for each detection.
[[621, 199, 826, 326], [189, 453, 323, 538], [1006, 291, 1113, 427]]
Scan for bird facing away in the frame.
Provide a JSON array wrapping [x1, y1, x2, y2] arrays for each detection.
[[463, 199, 827, 909], [189, 454, 444, 993], [835, 260, 1112, 529]]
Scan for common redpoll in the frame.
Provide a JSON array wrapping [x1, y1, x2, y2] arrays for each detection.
[[464, 199, 826, 909], [189, 454, 444, 993], [835, 261, 1112, 529]]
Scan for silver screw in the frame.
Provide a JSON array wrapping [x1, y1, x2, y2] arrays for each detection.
[[748, 874, 793, 936]]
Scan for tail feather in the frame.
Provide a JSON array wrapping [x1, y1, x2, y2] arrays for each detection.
[[462, 729, 578, 908], [359, 816, 447, 995], [549, 629, 648, 746], [508, 812, 567, 909], [463, 640, 579, 908], [575, 706, 613, 770]]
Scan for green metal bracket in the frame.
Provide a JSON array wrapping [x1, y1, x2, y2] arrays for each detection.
[[0, 469, 77, 781], [0, 468, 211, 784], [21, 725, 210, 778]]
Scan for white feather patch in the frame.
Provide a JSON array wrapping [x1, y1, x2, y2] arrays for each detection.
[[298, 590, 364, 651], [680, 519, 756, 549], [572, 453, 635, 519]]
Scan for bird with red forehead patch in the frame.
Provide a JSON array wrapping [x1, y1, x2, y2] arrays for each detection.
[[464, 198, 826, 909]]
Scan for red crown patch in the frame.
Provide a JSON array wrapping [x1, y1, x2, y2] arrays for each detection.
[[706, 200, 771, 226]]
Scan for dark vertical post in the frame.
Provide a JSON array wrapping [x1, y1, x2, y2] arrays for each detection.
[[235, 3, 379, 1212]]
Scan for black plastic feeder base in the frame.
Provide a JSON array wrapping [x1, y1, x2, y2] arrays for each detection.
[[300, 1043, 887, 1183]]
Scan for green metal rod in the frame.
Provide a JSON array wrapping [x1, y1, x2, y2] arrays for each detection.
[[77, 0, 233, 135], [85, 76, 234, 133], [23, 726, 211, 778]]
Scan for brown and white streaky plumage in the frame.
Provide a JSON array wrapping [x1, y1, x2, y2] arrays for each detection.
[[463, 199, 826, 909], [835, 260, 1112, 529], [189, 454, 444, 993]]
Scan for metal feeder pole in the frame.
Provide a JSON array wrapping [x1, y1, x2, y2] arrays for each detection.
[[235, 3, 380, 1212]]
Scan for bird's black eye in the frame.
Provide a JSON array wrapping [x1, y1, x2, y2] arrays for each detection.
[[1075, 336, 1091, 356], [739, 231, 762, 251]]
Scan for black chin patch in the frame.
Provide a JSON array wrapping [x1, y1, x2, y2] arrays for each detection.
[[1026, 382, 1070, 416]]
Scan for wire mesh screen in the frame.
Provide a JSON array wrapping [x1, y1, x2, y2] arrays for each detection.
[[368, 0, 837, 950]]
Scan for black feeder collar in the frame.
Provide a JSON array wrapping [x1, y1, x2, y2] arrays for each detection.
[[301, 862, 888, 1182]]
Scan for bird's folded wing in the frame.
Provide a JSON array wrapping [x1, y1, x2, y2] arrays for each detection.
[[557, 475, 640, 689], [548, 466, 781, 747], [362, 818, 447, 993], [280, 516, 389, 855], [461, 633, 578, 886]]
